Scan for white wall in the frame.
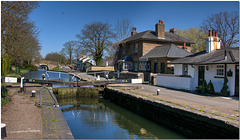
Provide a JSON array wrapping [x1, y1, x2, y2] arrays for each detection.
[[204, 64, 236, 96], [156, 75, 194, 90], [171, 64, 237, 96], [174, 64, 183, 75], [226, 64, 236, 96]]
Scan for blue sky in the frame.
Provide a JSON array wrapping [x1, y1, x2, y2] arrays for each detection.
[[29, 1, 239, 57]]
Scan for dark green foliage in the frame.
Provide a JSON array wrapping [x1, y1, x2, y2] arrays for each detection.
[[207, 80, 215, 94], [1, 83, 11, 108], [220, 77, 230, 96], [23, 63, 38, 71], [196, 80, 208, 94]]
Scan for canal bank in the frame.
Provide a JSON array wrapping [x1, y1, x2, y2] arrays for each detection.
[[103, 85, 239, 139], [1, 83, 73, 139]]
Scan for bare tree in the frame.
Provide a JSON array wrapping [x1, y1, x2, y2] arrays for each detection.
[[114, 17, 132, 42], [61, 41, 78, 64], [201, 11, 239, 48], [76, 21, 115, 66]]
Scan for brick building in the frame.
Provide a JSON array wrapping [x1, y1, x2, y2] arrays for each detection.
[[117, 20, 193, 77]]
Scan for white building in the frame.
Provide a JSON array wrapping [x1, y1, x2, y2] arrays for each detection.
[[156, 30, 239, 96], [75, 55, 95, 71]]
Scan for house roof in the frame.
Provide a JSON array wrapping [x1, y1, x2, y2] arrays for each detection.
[[139, 44, 193, 60], [119, 55, 134, 62], [170, 47, 239, 65], [120, 30, 194, 44]]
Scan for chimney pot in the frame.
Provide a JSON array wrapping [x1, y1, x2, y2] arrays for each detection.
[[208, 30, 212, 37], [213, 31, 216, 37], [215, 31, 218, 37], [131, 27, 137, 36]]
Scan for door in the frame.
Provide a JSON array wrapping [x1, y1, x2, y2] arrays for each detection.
[[160, 62, 165, 74], [154, 63, 158, 73], [198, 66, 205, 85], [235, 65, 239, 96]]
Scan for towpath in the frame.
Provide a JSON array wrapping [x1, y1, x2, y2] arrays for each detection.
[[1, 83, 73, 139], [108, 83, 239, 127]]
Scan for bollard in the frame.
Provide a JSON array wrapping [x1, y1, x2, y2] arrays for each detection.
[[157, 89, 160, 95], [32, 90, 36, 97], [1, 123, 7, 138]]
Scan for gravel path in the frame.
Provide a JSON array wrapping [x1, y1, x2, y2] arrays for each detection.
[[1, 84, 43, 139]]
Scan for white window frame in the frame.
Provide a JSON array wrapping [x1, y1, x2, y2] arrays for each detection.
[[216, 65, 224, 76], [139, 61, 146, 71], [134, 43, 138, 53]]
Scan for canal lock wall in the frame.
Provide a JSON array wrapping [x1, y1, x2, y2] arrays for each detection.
[[103, 87, 239, 139]]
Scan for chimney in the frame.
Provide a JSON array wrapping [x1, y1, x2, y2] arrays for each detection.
[[206, 30, 221, 53], [131, 27, 137, 36], [208, 30, 212, 37], [169, 28, 175, 33], [155, 20, 165, 38]]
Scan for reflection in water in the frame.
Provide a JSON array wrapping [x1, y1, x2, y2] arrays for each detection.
[[58, 97, 185, 139]]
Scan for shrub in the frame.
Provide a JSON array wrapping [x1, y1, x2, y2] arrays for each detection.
[[220, 77, 230, 96], [196, 80, 208, 94], [207, 80, 215, 94], [1, 84, 11, 108]]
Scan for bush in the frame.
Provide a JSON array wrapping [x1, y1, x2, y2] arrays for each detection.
[[23, 63, 38, 71], [1, 84, 11, 108], [196, 80, 207, 94], [207, 80, 215, 94], [220, 77, 230, 96]]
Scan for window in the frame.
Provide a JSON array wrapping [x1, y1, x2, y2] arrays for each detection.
[[123, 63, 128, 70], [171, 65, 174, 74], [147, 63, 150, 71], [134, 43, 138, 53], [139, 62, 146, 71], [216, 65, 224, 76], [183, 64, 188, 75]]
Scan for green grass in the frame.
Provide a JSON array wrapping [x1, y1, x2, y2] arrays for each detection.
[[52, 66, 62, 71]]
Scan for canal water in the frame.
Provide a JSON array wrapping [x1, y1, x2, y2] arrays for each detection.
[[22, 69, 79, 88], [58, 97, 186, 139], [24, 69, 185, 139]]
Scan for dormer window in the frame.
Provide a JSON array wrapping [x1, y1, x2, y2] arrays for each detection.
[[134, 43, 138, 53]]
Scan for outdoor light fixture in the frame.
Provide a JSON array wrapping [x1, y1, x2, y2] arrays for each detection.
[[32, 90, 36, 97], [157, 89, 160, 95]]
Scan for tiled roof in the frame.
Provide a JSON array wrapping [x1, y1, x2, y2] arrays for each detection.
[[170, 47, 239, 65], [139, 44, 192, 60], [120, 30, 194, 44]]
